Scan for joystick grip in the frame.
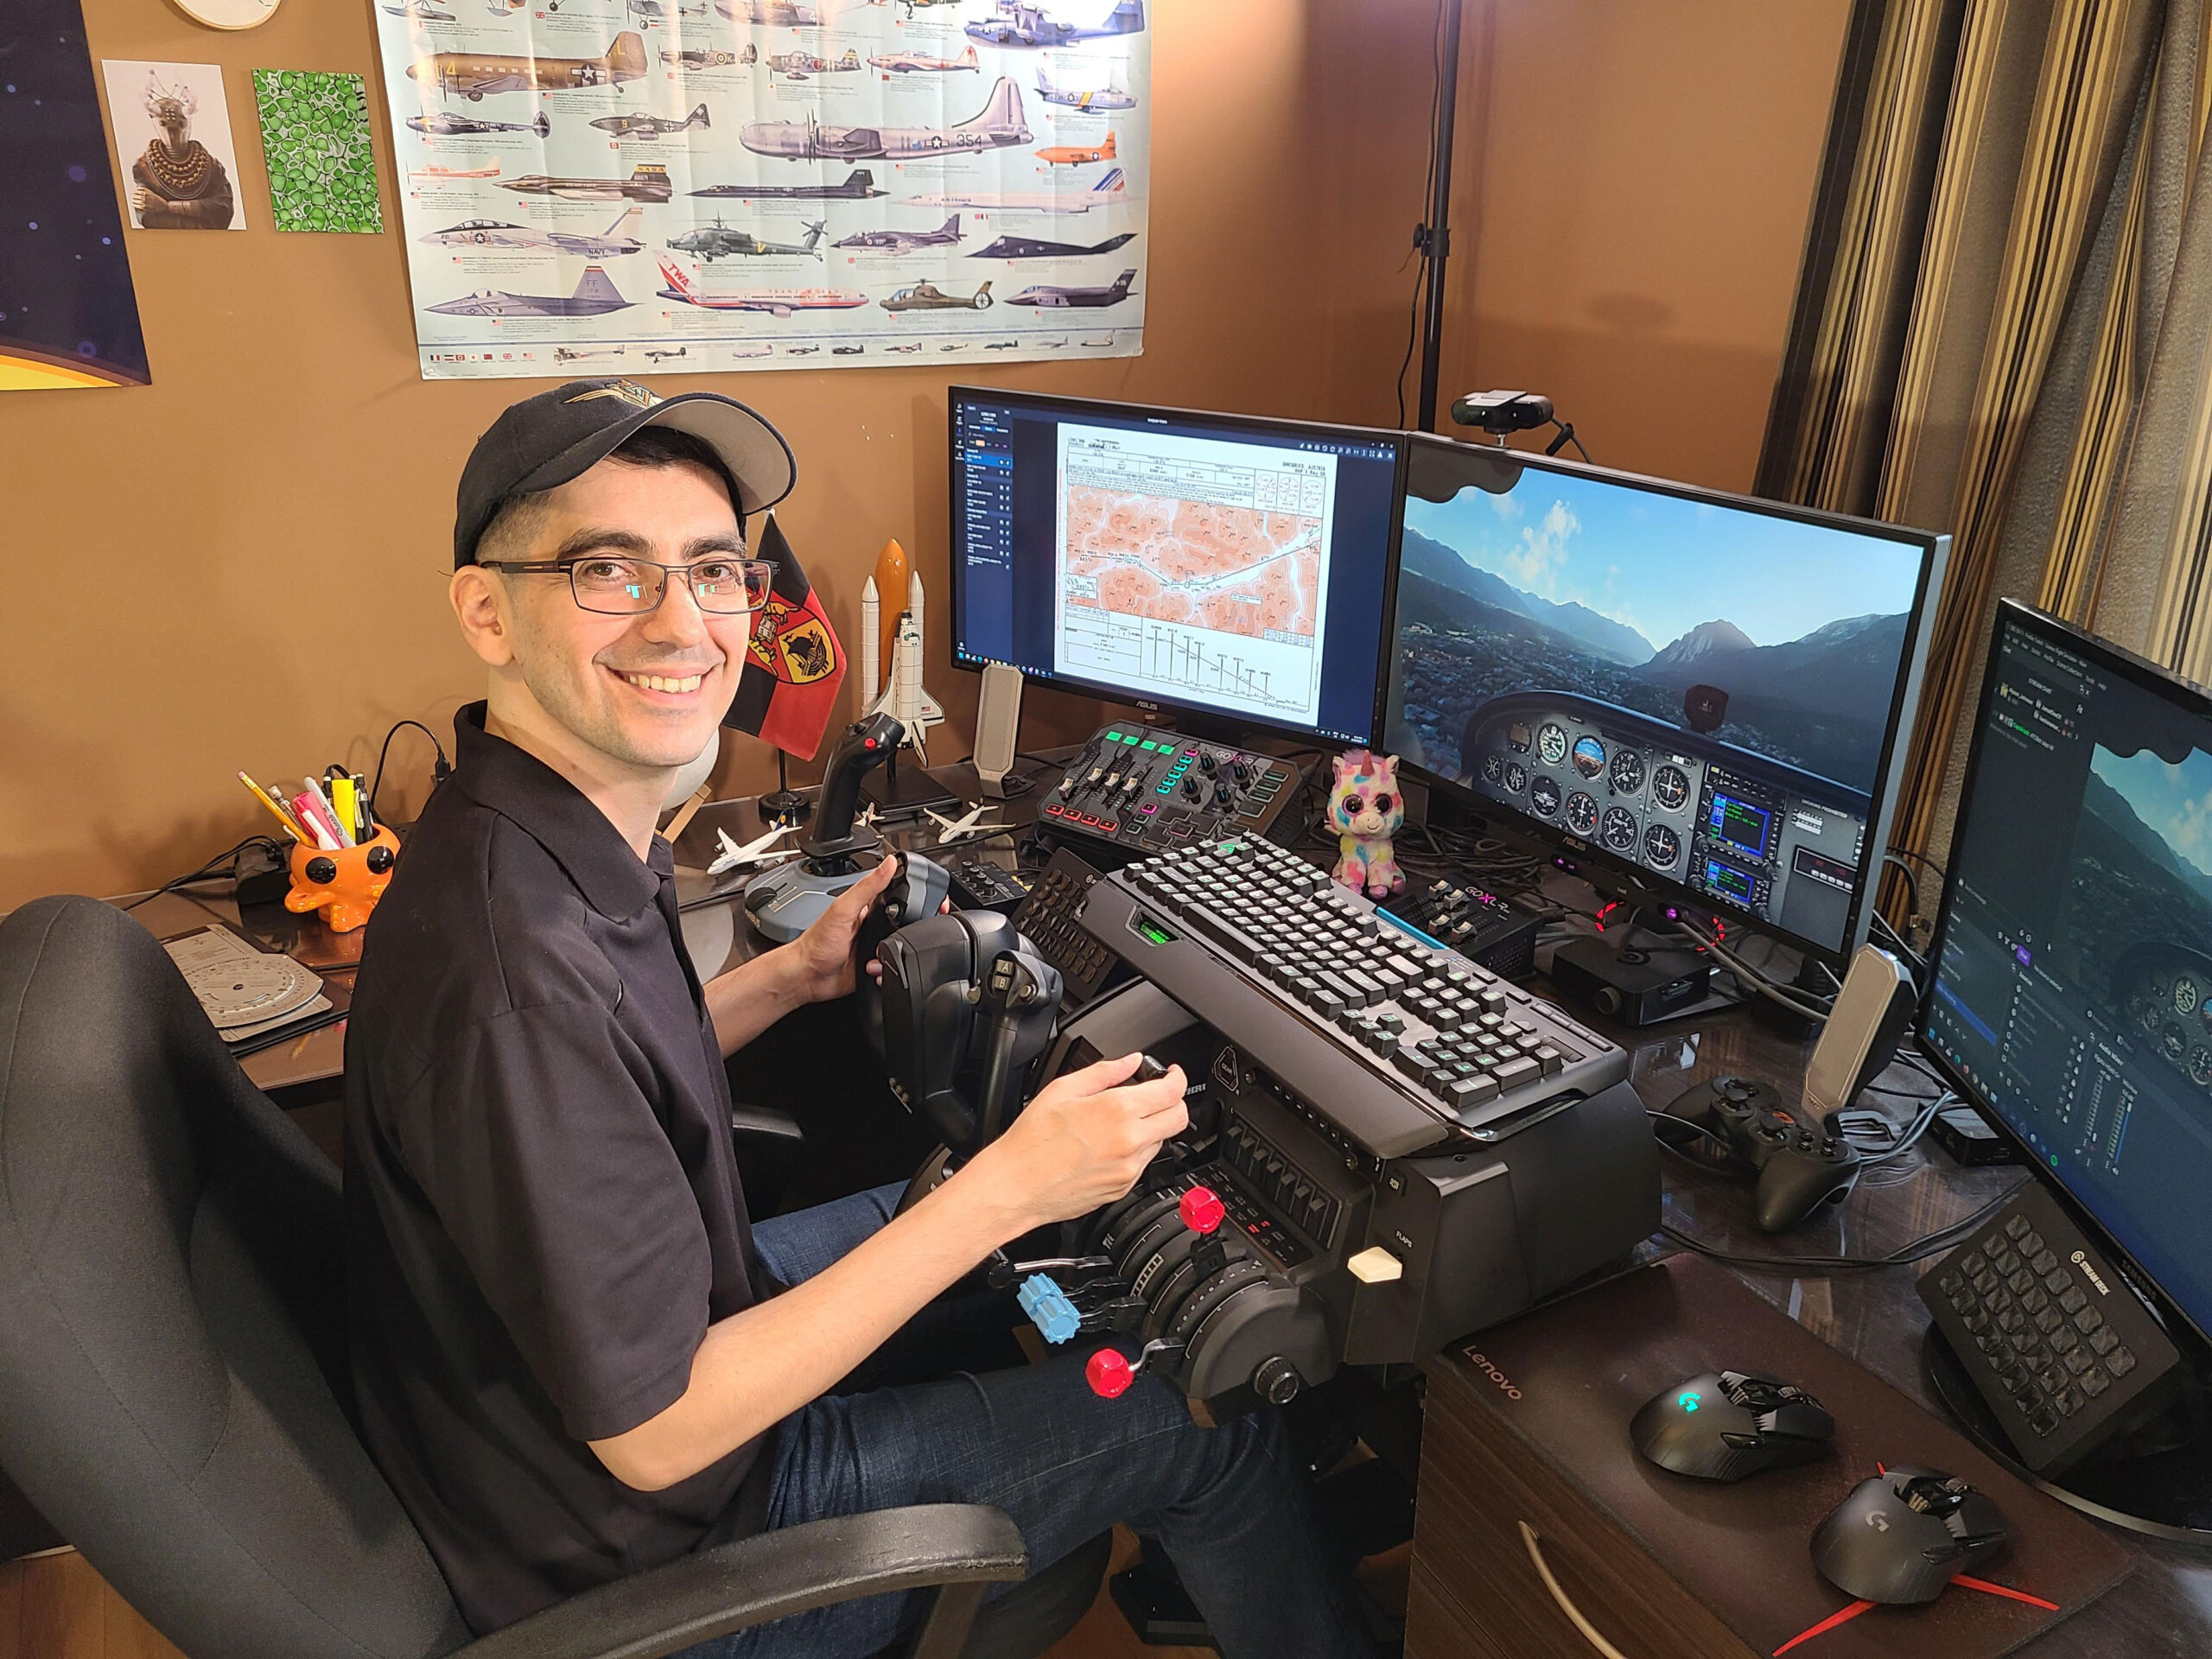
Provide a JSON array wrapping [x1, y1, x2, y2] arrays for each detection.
[[805, 713, 905, 861], [1086, 1349, 1135, 1400]]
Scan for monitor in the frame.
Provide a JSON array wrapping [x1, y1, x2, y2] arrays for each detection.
[[948, 387, 1404, 747], [1380, 435, 1947, 962], [1923, 601, 2212, 1346]]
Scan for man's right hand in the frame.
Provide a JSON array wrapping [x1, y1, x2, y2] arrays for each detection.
[[958, 1052, 1190, 1236]]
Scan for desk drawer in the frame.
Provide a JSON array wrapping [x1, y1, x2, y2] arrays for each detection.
[[1408, 1364, 1758, 1659]]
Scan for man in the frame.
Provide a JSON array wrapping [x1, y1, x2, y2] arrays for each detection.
[[345, 380, 1374, 1656]]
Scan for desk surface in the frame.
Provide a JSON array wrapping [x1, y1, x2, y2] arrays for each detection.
[[135, 762, 2212, 1641]]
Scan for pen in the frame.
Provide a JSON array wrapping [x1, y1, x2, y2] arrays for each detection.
[[304, 775, 355, 848], [331, 775, 359, 848], [292, 785, 345, 851], [238, 772, 308, 843], [352, 769, 374, 840]]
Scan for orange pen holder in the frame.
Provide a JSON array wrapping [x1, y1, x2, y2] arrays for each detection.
[[286, 827, 400, 933]]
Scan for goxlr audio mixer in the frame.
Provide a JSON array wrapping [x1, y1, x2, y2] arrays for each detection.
[[1036, 723, 1307, 866]]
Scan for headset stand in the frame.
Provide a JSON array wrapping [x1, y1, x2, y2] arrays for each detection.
[[1921, 1324, 2212, 1544]]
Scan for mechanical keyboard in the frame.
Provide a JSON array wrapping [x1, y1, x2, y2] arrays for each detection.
[[1084, 836, 1626, 1160]]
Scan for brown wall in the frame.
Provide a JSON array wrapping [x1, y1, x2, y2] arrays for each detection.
[[0, 0, 1847, 910]]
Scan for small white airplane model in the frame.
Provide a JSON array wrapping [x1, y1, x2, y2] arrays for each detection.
[[922, 803, 1008, 845], [709, 823, 800, 874]]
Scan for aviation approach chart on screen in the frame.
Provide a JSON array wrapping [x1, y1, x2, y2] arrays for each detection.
[[1052, 423, 1336, 726], [367, 0, 1151, 379]]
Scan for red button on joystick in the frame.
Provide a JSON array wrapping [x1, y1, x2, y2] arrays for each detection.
[[1179, 1185, 1225, 1236], [1086, 1349, 1135, 1399]]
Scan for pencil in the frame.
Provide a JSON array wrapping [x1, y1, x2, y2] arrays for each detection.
[[238, 772, 308, 843]]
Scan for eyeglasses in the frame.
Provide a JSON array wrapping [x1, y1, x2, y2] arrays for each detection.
[[480, 554, 776, 616]]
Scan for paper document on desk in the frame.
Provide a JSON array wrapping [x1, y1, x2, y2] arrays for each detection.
[[161, 925, 332, 1041]]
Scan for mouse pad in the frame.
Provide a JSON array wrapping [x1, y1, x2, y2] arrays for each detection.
[[1433, 1254, 2133, 1657]]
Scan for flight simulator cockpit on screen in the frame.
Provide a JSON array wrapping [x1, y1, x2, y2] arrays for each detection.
[[1382, 439, 1938, 955]]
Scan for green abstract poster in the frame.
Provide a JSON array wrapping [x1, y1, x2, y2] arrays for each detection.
[[251, 69, 382, 234]]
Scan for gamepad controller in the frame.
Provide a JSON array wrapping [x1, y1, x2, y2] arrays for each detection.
[[1663, 1076, 1862, 1233]]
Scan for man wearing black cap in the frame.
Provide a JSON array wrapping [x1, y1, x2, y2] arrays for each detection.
[[345, 381, 1374, 1657]]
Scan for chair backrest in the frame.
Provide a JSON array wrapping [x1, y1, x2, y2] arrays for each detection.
[[0, 897, 470, 1659]]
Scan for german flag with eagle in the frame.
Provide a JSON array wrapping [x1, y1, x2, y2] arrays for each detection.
[[722, 511, 845, 760]]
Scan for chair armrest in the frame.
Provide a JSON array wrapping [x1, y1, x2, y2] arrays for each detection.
[[730, 1103, 805, 1145], [453, 1503, 1027, 1659]]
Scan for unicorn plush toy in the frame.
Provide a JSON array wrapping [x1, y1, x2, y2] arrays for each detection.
[[1329, 750, 1407, 898]]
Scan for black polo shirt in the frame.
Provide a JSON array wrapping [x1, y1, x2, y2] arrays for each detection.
[[345, 703, 771, 1633]]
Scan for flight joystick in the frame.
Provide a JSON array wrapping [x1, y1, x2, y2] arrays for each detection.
[[745, 715, 932, 943]]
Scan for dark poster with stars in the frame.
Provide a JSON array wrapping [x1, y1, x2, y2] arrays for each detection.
[[0, 0, 149, 389]]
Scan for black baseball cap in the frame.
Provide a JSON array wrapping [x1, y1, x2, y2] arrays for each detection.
[[453, 378, 797, 569]]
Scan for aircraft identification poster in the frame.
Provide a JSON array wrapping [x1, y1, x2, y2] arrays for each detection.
[[368, 0, 1149, 380]]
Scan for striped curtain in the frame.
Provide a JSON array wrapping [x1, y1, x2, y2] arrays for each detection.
[[1755, 0, 2212, 874]]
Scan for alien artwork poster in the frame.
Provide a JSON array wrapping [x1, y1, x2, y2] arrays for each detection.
[[0, 2, 150, 390], [369, 0, 1151, 379], [101, 60, 248, 231]]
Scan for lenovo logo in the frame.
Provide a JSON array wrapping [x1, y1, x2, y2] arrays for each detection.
[[2072, 1249, 2112, 1295], [1462, 1349, 1523, 1401]]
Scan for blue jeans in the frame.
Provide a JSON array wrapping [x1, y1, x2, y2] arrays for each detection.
[[686, 1184, 1375, 1658]]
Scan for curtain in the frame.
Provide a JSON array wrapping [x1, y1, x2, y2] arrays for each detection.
[[1754, 0, 2212, 878]]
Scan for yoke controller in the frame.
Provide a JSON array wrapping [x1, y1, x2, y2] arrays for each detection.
[[745, 714, 950, 943]]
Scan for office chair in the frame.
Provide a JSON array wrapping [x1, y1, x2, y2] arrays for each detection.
[[0, 896, 1109, 1659]]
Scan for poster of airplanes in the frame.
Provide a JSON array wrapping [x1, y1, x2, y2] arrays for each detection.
[[369, 0, 1150, 379]]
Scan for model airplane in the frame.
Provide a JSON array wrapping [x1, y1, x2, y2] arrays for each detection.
[[1011, 269, 1135, 308], [645, 346, 689, 361], [410, 161, 504, 181], [663, 46, 755, 67], [966, 0, 1143, 48], [786, 344, 821, 354], [691, 167, 886, 200], [1079, 334, 1113, 346], [834, 214, 961, 254], [832, 345, 863, 354], [907, 166, 1126, 213], [422, 207, 646, 257], [719, 0, 819, 21], [859, 569, 944, 760], [983, 340, 1018, 349], [667, 217, 826, 261], [627, 0, 707, 18], [654, 256, 866, 315], [921, 803, 1008, 846], [408, 108, 550, 137], [740, 77, 1029, 161], [408, 31, 648, 100], [869, 44, 979, 73], [1036, 65, 1135, 110], [591, 103, 709, 138], [385, 0, 456, 22], [427, 266, 633, 317], [881, 279, 992, 312], [1036, 130, 1116, 166], [499, 163, 672, 202], [886, 342, 922, 353], [709, 823, 800, 874], [770, 48, 861, 79], [970, 229, 1135, 260], [555, 344, 626, 361]]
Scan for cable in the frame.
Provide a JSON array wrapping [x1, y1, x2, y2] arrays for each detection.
[[1659, 1185, 2019, 1276], [1879, 851, 1921, 920], [1395, 0, 1448, 429], [369, 719, 453, 821], [124, 835, 286, 911]]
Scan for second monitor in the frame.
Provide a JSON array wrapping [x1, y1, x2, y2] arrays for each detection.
[[1382, 436, 1948, 962], [949, 387, 1403, 747]]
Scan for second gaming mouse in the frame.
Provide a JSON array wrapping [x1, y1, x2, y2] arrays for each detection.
[[1810, 1465, 2010, 1605], [1630, 1369, 1835, 1482]]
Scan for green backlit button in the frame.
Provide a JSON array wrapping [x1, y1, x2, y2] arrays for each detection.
[[1140, 740, 1160, 751], [1104, 730, 1123, 742]]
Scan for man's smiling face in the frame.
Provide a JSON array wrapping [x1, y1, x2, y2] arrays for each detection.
[[480, 454, 753, 772]]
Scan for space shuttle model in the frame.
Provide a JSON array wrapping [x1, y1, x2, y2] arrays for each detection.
[[859, 563, 944, 762]]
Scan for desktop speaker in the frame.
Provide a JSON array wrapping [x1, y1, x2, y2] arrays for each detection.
[[976, 663, 1024, 798]]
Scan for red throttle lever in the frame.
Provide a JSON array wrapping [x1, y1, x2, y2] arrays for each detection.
[[1179, 1185, 1224, 1235], [1086, 1338, 1185, 1400]]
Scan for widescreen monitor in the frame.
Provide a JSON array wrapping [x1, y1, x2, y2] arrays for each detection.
[[1923, 601, 2212, 1346], [948, 387, 1404, 747], [1380, 435, 1947, 961]]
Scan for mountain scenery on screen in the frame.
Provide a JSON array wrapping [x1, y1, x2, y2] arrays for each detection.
[[1390, 519, 1910, 793], [2069, 747, 2212, 996]]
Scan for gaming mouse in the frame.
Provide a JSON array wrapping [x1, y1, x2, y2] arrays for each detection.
[[1810, 1465, 2009, 1605], [1630, 1370, 1835, 1482]]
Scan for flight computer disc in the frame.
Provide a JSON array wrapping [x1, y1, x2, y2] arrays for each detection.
[[169, 0, 284, 29]]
